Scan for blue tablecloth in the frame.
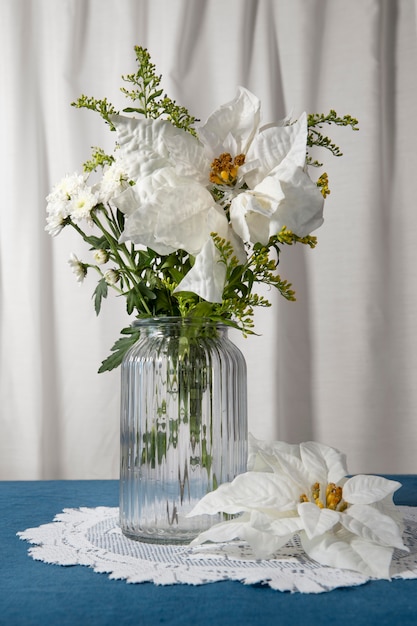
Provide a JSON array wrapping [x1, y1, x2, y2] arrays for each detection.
[[2, 477, 417, 626]]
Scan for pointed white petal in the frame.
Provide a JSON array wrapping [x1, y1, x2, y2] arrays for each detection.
[[299, 442, 347, 485], [248, 435, 301, 466], [117, 167, 223, 256], [164, 131, 210, 183], [173, 205, 245, 303], [119, 205, 176, 254], [191, 515, 292, 560], [230, 165, 324, 244], [250, 508, 302, 532], [242, 524, 299, 559], [257, 166, 324, 238], [174, 237, 226, 303], [245, 113, 308, 188], [153, 182, 218, 255], [190, 517, 250, 545], [343, 475, 402, 504], [111, 115, 182, 179], [230, 192, 278, 245], [113, 185, 142, 217], [297, 502, 340, 539], [199, 87, 261, 156], [188, 471, 299, 517], [341, 504, 407, 550], [301, 531, 394, 578]]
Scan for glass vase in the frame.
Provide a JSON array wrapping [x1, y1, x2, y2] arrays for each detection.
[[119, 317, 247, 544]]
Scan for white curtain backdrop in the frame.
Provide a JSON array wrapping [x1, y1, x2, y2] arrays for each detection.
[[1, 0, 417, 479]]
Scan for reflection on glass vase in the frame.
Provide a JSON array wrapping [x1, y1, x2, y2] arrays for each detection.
[[119, 317, 248, 544]]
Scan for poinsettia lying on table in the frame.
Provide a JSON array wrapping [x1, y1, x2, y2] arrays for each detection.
[[188, 435, 408, 578], [45, 46, 358, 371]]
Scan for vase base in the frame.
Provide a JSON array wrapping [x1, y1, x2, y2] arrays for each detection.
[[121, 526, 199, 545]]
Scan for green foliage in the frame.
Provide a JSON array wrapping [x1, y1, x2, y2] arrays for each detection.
[[121, 46, 198, 134], [83, 147, 115, 173], [307, 110, 359, 167], [173, 229, 315, 337], [71, 95, 119, 129], [98, 326, 142, 373], [71, 47, 197, 137]]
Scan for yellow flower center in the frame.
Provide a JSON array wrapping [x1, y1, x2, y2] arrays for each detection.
[[300, 482, 347, 511], [210, 152, 246, 186]]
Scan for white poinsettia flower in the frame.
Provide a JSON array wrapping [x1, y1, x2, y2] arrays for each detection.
[[165, 87, 324, 243], [109, 89, 323, 302], [109, 116, 246, 301], [188, 435, 408, 578]]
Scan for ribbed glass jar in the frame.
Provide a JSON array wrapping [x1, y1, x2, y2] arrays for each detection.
[[119, 317, 247, 544]]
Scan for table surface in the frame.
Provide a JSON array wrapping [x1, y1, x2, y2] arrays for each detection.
[[2, 477, 417, 626]]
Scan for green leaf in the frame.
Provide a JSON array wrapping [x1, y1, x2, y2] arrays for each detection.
[[190, 301, 215, 317], [168, 267, 186, 283], [87, 235, 111, 249], [147, 89, 164, 101], [138, 282, 157, 300], [93, 278, 108, 315], [122, 107, 145, 114], [126, 289, 138, 315], [98, 326, 141, 373], [116, 209, 125, 232]]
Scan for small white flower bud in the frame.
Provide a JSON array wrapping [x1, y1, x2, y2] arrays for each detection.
[[93, 249, 109, 265], [104, 269, 120, 286]]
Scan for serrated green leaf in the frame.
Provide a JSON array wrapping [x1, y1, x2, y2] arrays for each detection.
[[126, 289, 138, 315], [93, 278, 108, 315], [98, 326, 141, 373]]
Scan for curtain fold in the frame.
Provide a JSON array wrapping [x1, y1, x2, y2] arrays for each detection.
[[1, 0, 417, 479]]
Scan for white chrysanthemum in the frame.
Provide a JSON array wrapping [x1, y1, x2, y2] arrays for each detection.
[[96, 161, 130, 204], [68, 253, 87, 283], [46, 173, 93, 235], [68, 187, 98, 222], [188, 435, 408, 579], [45, 210, 67, 237], [46, 173, 86, 205]]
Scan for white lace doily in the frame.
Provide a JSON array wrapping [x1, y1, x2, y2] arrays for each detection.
[[18, 506, 417, 594]]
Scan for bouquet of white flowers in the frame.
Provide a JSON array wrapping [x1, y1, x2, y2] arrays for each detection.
[[46, 46, 358, 372]]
